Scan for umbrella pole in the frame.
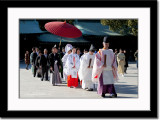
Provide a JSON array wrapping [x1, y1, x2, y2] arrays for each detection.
[[59, 36, 62, 48]]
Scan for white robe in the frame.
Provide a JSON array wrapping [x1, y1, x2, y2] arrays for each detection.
[[66, 53, 80, 78], [62, 53, 69, 81], [80, 53, 87, 62], [92, 49, 119, 85], [78, 53, 87, 80], [79, 53, 95, 89]]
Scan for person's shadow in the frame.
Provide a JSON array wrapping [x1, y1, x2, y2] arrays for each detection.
[[115, 84, 138, 95]]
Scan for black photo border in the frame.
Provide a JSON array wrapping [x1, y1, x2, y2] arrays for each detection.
[[0, 0, 158, 118]]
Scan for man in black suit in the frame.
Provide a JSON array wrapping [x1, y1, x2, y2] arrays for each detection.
[[49, 45, 61, 73], [40, 49, 49, 81], [58, 47, 65, 78], [35, 50, 42, 78], [31, 47, 38, 77], [61, 47, 66, 57]]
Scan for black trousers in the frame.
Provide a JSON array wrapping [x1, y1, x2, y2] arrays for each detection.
[[124, 67, 127, 73], [61, 70, 63, 78], [26, 64, 29, 69], [41, 66, 48, 80], [33, 65, 37, 77]]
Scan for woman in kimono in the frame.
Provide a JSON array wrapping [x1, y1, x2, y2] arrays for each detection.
[[66, 46, 80, 88], [92, 36, 119, 98], [79, 48, 88, 86], [79, 44, 95, 91], [117, 49, 125, 77], [61, 44, 73, 82]]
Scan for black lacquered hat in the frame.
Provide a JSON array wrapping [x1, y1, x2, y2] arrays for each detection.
[[89, 44, 95, 52], [103, 36, 110, 43]]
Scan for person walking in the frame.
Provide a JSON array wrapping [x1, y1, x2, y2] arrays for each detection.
[[25, 51, 30, 70], [79, 44, 95, 91], [92, 36, 118, 98], [80, 48, 88, 62], [76, 48, 82, 58], [35, 50, 42, 78], [62, 44, 73, 82], [30, 47, 35, 74], [134, 50, 138, 68], [66, 46, 80, 88], [117, 49, 125, 77], [40, 49, 49, 81], [58, 47, 64, 79], [31, 47, 38, 77], [35, 47, 39, 55], [114, 49, 118, 66], [79, 48, 89, 86], [124, 50, 129, 74], [48, 45, 62, 85], [61, 47, 66, 57]]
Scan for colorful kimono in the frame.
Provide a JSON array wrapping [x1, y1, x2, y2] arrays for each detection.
[[66, 53, 80, 87], [117, 53, 125, 74], [92, 48, 119, 95], [79, 53, 95, 89]]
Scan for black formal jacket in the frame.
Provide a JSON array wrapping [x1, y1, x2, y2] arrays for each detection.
[[40, 54, 49, 67], [48, 53, 61, 69], [31, 52, 38, 66], [60, 52, 65, 58], [124, 53, 129, 67], [35, 56, 41, 67]]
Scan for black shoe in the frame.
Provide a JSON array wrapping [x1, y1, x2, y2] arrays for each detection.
[[101, 93, 105, 98], [41, 78, 43, 81], [109, 94, 117, 98], [87, 88, 93, 91]]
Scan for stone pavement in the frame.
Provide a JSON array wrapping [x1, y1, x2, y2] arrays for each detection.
[[20, 62, 138, 99]]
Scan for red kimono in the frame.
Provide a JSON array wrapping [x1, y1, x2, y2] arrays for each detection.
[[67, 73, 78, 87]]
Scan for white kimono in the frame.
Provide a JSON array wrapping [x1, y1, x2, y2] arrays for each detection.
[[62, 53, 69, 81], [78, 53, 87, 80], [79, 53, 95, 89], [80, 53, 87, 63], [66, 53, 80, 78], [92, 49, 119, 85]]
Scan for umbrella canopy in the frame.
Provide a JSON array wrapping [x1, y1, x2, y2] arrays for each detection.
[[44, 21, 82, 38]]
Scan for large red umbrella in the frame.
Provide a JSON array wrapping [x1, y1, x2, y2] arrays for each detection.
[[44, 21, 82, 38]]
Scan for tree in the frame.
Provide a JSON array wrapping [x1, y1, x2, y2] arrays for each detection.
[[100, 19, 138, 36]]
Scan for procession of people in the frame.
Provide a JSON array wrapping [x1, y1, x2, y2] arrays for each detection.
[[24, 36, 138, 98]]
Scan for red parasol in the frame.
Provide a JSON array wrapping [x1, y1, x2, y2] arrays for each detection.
[[44, 21, 82, 38]]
